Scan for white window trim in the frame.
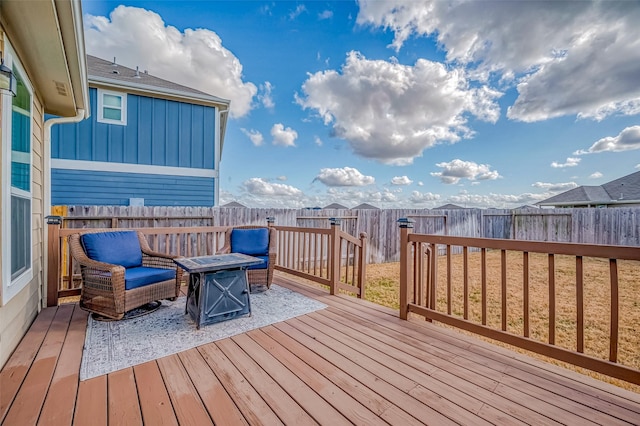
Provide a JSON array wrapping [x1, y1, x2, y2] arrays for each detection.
[[97, 88, 127, 125], [1, 40, 34, 305]]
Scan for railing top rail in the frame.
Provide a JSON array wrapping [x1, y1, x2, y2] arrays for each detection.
[[58, 225, 229, 237], [339, 230, 365, 246], [58, 215, 215, 221], [273, 225, 332, 235], [409, 233, 640, 260]]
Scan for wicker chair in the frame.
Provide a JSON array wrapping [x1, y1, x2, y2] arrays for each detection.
[[69, 230, 182, 319], [218, 225, 277, 290]]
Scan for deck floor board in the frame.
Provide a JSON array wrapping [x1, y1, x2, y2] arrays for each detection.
[[2, 273, 639, 425]]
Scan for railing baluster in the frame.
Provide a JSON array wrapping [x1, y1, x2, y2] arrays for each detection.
[[463, 246, 468, 320], [524, 251, 530, 338], [415, 242, 423, 306], [481, 247, 487, 325], [501, 249, 507, 332], [576, 255, 583, 353], [549, 253, 556, 345], [447, 244, 452, 315], [610, 258, 619, 363]]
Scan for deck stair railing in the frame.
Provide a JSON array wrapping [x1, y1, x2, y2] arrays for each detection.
[[46, 216, 367, 305], [398, 217, 640, 385], [273, 218, 368, 298]]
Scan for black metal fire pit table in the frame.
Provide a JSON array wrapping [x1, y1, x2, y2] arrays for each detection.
[[174, 253, 264, 329]]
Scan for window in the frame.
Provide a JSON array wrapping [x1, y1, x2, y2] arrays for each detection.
[[97, 88, 127, 125], [2, 41, 33, 304]]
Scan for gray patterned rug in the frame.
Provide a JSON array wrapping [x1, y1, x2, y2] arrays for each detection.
[[80, 284, 326, 380]]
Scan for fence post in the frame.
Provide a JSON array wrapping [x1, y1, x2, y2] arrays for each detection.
[[358, 232, 368, 299], [398, 217, 414, 320], [45, 215, 63, 307], [329, 217, 341, 295]]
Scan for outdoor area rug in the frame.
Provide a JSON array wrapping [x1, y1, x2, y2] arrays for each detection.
[[80, 284, 327, 380]]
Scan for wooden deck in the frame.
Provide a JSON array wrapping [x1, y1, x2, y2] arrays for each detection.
[[2, 273, 640, 425]]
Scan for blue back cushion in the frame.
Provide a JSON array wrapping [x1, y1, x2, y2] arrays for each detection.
[[81, 231, 143, 268], [231, 228, 269, 256]]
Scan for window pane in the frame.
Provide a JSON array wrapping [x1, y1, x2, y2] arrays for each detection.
[[11, 70, 30, 191], [103, 94, 122, 108], [11, 195, 30, 279], [103, 107, 122, 121]]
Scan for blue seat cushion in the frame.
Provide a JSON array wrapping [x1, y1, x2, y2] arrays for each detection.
[[231, 228, 269, 256], [246, 255, 268, 270], [82, 231, 143, 268], [125, 267, 175, 290]]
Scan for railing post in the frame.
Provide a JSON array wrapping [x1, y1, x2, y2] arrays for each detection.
[[329, 217, 341, 295], [45, 215, 63, 307], [398, 217, 414, 320], [266, 216, 275, 228], [357, 232, 368, 299]]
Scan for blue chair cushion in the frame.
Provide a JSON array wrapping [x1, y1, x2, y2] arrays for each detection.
[[125, 267, 175, 290], [246, 255, 268, 270], [231, 228, 269, 256], [82, 231, 143, 268]]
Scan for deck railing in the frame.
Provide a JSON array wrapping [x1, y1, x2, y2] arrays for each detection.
[[46, 216, 367, 305], [273, 218, 368, 297], [398, 218, 640, 385]]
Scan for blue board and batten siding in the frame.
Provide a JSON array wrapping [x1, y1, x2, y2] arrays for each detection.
[[50, 88, 218, 206]]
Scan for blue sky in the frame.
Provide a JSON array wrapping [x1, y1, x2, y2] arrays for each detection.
[[81, 0, 640, 208]]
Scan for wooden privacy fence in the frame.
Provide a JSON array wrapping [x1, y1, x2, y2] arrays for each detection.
[[57, 206, 640, 264], [397, 218, 640, 385], [46, 217, 367, 305]]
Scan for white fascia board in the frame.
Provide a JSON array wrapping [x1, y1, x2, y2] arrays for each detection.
[[51, 159, 218, 178], [88, 76, 230, 109]]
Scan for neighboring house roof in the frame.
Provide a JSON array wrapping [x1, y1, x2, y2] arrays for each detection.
[[354, 203, 379, 210], [0, 0, 89, 117], [537, 171, 640, 206], [434, 203, 465, 210], [324, 203, 348, 209], [222, 201, 246, 208]]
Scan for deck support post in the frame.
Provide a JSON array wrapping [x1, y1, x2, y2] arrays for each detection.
[[329, 218, 341, 295], [398, 218, 414, 320], [45, 215, 63, 307], [357, 232, 368, 299]]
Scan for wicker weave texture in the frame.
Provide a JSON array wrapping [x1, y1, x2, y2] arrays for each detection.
[[69, 230, 182, 319]]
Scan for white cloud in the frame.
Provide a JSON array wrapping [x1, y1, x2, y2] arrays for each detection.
[[431, 159, 501, 184], [551, 157, 580, 168], [391, 176, 413, 186], [574, 126, 640, 155], [277, 176, 287, 181], [314, 167, 375, 187], [636, 164, 640, 170], [270, 123, 298, 147], [409, 191, 440, 204], [258, 81, 275, 109], [417, 181, 424, 186], [289, 4, 307, 20], [448, 191, 550, 209], [84, 6, 257, 118], [242, 178, 303, 197], [532, 181, 578, 192], [240, 128, 264, 146], [357, 1, 640, 122], [297, 51, 501, 165], [589, 172, 603, 179], [319, 10, 333, 20], [314, 136, 323, 146]]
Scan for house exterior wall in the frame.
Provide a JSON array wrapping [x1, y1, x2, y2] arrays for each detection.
[[52, 169, 215, 206], [50, 87, 218, 206], [0, 39, 44, 367]]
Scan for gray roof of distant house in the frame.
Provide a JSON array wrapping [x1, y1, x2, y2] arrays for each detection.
[[86, 55, 229, 106], [354, 203, 379, 209], [324, 203, 348, 209], [222, 201, 246, 208], [434, 203, 465, 210], [537, 171, 640, 206]]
